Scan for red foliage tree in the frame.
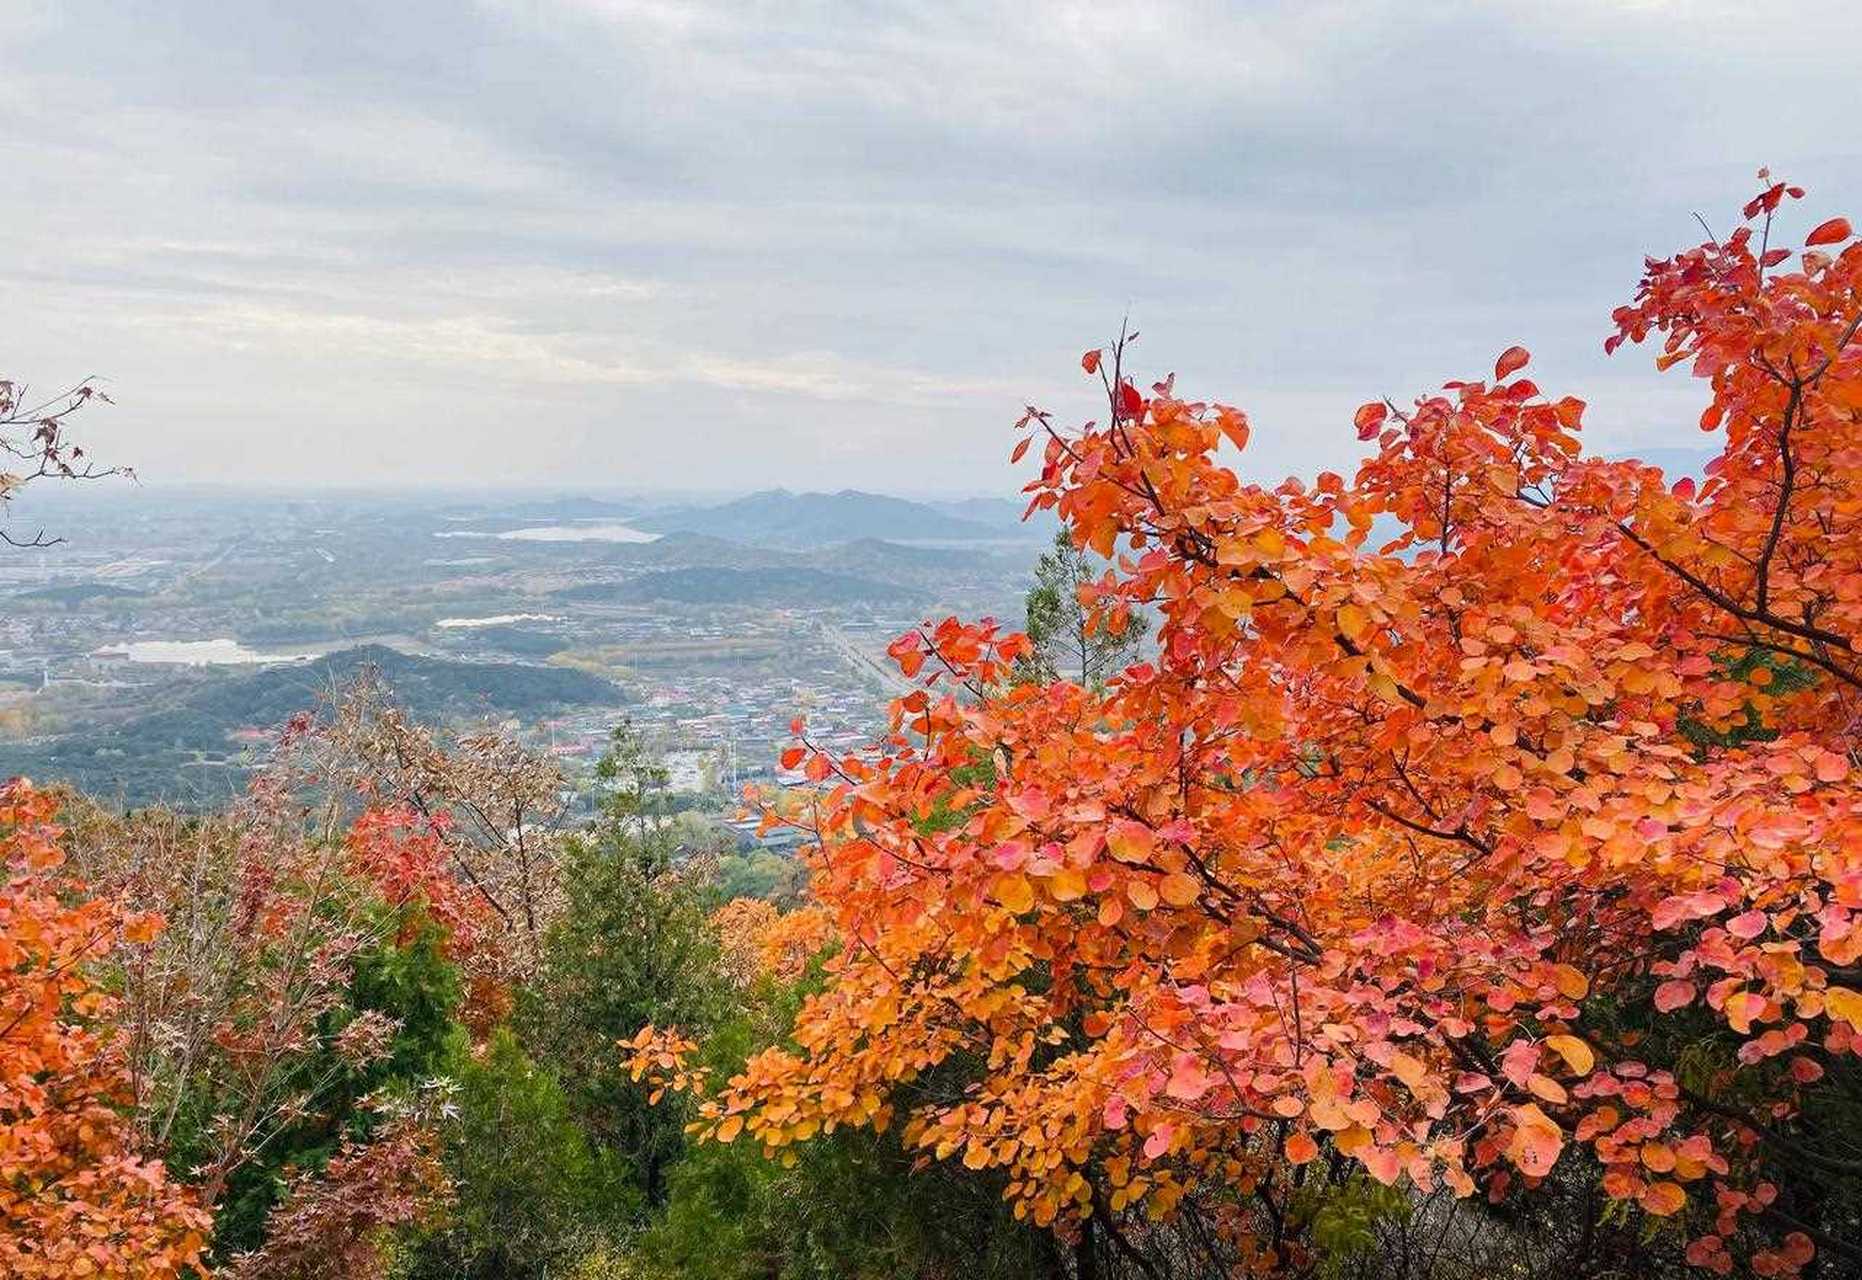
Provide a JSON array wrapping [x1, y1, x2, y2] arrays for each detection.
[[635, 177, 1862, 1275]]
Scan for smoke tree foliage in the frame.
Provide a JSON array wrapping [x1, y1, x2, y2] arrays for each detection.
[[633, 178, 1862, 1277], [0, 782, 210, 1278]]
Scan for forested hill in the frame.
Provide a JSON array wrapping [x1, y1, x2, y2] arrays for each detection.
[[0, 645, 623, 808]]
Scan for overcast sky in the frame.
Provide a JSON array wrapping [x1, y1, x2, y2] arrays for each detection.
[[2, 1, 1858, 498]]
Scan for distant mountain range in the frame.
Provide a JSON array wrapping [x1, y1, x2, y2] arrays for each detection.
[[631, 489, 1047, 547]]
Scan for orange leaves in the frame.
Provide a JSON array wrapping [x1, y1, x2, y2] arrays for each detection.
[[1550, 964, 1590, 1001], [1388, 1051, 1428, 1091], [121, 910, 166, 945], [1216, 406, 1251, 453], [1724, 990, 1770, 1035], [887, 631, 927, 678], [0, 782, 211, 1278], [1805, 216, 1851, 247], [1336, 602, 1372, 644], [1507, 1104, 1564, 1177], [1125, 877, 1159, 911]]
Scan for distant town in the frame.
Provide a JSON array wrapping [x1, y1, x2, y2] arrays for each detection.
[[0, 484, 1054, 852]]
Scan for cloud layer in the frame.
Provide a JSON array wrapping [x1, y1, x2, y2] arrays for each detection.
[[2, 0, 1857, 494]]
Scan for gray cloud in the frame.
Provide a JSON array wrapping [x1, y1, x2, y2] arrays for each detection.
[[1, 0, 1857, 494]]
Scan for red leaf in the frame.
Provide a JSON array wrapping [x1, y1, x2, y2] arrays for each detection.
[[778, 746, 805, 771], [1353, 402, 1388, 441], [1010, 436, 1031, 464], [1081, 349, 1102, 375], [1806, 217, 1852, 248], [1117, 381, 1143, 420], [1495, 346, 1531, 381]]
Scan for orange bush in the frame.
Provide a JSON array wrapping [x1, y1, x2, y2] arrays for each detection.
[[0, 781, 209, 1278]]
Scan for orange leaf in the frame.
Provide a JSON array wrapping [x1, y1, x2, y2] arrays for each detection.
[[1157, 872, 1200, 907], [1353, 401, 1388, 440], [1805, 216, 1851, 247], [1639, 1181, 1686, 1216], [1495, 345, 1530, 380]]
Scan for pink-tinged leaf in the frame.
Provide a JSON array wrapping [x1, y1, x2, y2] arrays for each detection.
[[1789, 1056, 1824, 1084], [1653, 980, 1696, 1013], [1726, 910, 1768, 941], [1165, 1054, 1212, 1101], [1501, 1038, 1539, 1088], [1142, 1124, 1175, 1160], [1359, 1145, 1401, 1185]]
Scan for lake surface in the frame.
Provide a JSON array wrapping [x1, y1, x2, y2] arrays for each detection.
[[431, 522, 658, 543], [434, 613, 562, 628], [93, 638, 321, 666]]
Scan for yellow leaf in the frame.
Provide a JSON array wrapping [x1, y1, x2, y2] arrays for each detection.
[[1827, 986, 1862, 1029], [1367, 672, 1405, 706], [715, 1114, 744, 1144], [1551, 964, 1589, 1000], [1049, 866, 1087, 902], [1526, 1073, 1568, 1105], [1544, 1034, 1595, 1076], [995, 873, 1035, 914]]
